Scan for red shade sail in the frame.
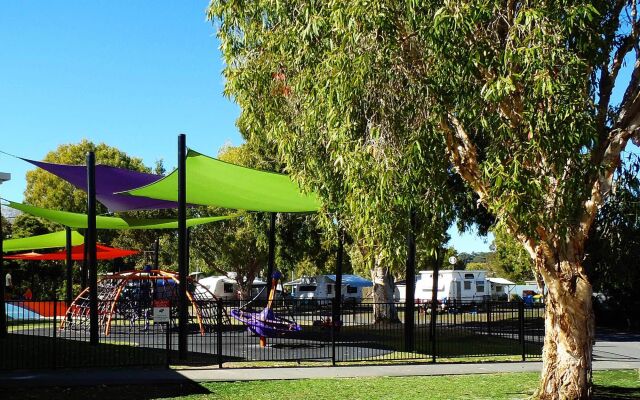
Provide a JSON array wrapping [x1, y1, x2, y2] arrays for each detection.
[[4, 244, 139, 261]]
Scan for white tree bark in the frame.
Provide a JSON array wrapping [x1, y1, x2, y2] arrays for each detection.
[[370, 255, 399, 322], [533, 245, 594, 400]]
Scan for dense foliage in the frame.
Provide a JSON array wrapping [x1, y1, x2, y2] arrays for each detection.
[[209, 0, 640, 396], [585, 157, 640, 329]]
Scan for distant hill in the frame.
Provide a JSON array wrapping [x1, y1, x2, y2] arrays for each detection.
[[458, 251, 493, 264]]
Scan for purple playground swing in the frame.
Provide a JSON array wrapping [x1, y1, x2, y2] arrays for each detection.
[[231, 271, 301, 347]]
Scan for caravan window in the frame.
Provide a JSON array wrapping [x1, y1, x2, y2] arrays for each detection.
[[476, 281, 485, 292], [299, 285, 317, 292], [464, 273, 474, 279], [223, 283, 234, 293], [347, 286, 357, 294], [496, 285, 503, 293], [464, 281, 472, 290], [327, 285, 333, 294]]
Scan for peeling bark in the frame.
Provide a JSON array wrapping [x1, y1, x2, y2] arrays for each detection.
[[533, 246, 594, 400]]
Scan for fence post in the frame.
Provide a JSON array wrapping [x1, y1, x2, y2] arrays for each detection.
[[519, 301, 525, 361], [487, 301, 492, 336], [453, 301, 457, 326], [217, 299, 223, 368], [165, 311, 171, 368], [53, 298, 57, 369], [331, 298, 336, 366]]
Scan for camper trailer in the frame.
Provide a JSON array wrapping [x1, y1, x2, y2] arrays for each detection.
[[415, 270, 489, 303], [195, 275, 286, 301], [486, 277, 516, 300], [285, 274, 372, 303], [196, 275, 238, 300]]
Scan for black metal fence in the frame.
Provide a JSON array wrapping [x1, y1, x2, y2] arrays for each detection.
[[0, 299, 544, 370]]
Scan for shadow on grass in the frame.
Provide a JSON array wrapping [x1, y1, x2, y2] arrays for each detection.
[[0, 382, 211, 400], [594, 384, 640, 400]]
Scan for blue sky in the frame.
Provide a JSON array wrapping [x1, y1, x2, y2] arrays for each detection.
[[1, 3, 637, 254]]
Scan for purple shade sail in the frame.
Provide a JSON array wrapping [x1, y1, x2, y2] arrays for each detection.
[[24, 158, 181, 212]]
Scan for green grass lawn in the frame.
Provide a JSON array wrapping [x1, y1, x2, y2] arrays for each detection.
[[1, 370, 637, 400]]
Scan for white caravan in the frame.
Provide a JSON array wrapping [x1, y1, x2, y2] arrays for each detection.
[[415, 270, 489, 303], [196, 275, 238, 300], [195, 275, 287, 300], [285, 274, 372, 303], [486, 277, 516, 300]]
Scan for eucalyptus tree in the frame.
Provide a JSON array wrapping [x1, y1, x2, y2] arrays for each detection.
[[209, 2, 457, 322], [0, 215, 11, 240], [210, 0, 640, 397], [489, 227, 536, 284]]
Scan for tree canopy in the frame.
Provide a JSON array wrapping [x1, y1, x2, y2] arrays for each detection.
[[585, 155, 640, 329], [209, 0, 640, 397]]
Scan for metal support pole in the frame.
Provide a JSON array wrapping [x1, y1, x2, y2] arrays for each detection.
[[266, 212, 276, 293], [429, 248, 442, 363], [153, 237, 160, 269], [65, 227, 73, 306], [332, 229, 344, 325], [153, 236, 160, 302], [177, 133, 188, 360], [404, 209, 417, 352], [0, 200, 6, 338], [81, 230, 88, 289], [186, 228, 191, 276], [52, 298, 57, 369], [487, 301, 492, 337], [217, 298, 223, 368], [87, 151, 99, 345], [165, 320, 171, 368], [331, 298, 336, 366], [519, 301, 526, 361]]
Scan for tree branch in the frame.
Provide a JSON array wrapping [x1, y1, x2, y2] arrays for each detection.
[[617, 58, 640, 131], [592, 2, 639, 169], [440, 113, 490, 204], [580, 127, 635, 242], [595, 0, 628, 135]]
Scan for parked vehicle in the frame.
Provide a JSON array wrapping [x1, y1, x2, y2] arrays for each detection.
[[194, 275, 238, 300], [284, 274, 372, 303], [415, 270, 490, 303]]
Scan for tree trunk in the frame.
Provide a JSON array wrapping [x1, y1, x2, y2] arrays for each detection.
[[236, 271, 256, 301], [535, 254, 594, 399], [371, 257, 399, 323]]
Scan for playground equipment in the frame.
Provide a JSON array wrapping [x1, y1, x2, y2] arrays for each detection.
[[61, 269, 224, 335], [231, 271, 301, 347]]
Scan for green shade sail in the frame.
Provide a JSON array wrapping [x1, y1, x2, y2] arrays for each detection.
[[3, 230, 84, 253], [122, 149, 321, 212], [8, 202, 235, 230]]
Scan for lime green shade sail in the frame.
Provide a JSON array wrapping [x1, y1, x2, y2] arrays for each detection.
[[3, 230, 84, 253], [8, 202, 235, 230], [122, 149, 321, 212]]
